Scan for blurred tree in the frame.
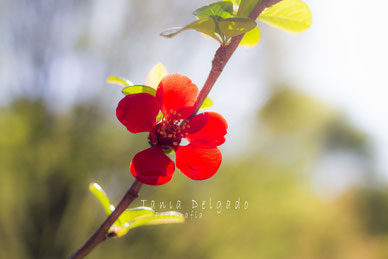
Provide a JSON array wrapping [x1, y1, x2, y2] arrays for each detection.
[[2, 89, 388, 259]]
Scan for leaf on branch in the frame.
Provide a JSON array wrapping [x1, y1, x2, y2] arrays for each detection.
[[89, 183, 114, 215], [117, 206, 155, 225], [113, 211, 185, 237], [200, 97, 213, 109], [193, 1, 234, 19], [218, 17, 256, 40], [240, 26, 261, 47], [88, 182, 185, 238], [258, 0, 312, 33], [237, 0, 260, 17], [122, 85, 156, 96], [146, 62, 168, 89], [160, 18, 220, 43], [107, 76, 133, 87]]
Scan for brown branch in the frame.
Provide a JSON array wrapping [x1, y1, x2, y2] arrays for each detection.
[[69, 180, 143, 259], [69, 1, 282, 258], [189, 0, 282, 118]]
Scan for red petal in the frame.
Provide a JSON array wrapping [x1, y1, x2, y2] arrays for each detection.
[[176, 140, 222, 180], [156, 74, 198, 119], [130, 147, 175, 185], [116, 93, 159, 133], [186, 112, 228, 146]]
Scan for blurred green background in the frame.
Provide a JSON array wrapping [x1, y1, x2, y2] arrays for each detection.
[[1, 0, 388, 258]]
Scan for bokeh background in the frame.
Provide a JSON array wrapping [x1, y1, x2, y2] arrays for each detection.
[[1, 0, 388, 258]]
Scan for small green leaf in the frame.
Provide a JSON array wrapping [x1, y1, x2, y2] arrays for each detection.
[[89, 183, 113, 215], [121, 212, 184, 235], [112, 211, 185, 237], [218, 17, 256, 40], [240, 26, 260, 47], [107, 76, 133, 87], [118, 207, 155, 224], [200, 97, 213, 109], [193, 1, 234, 19], [122, 85, 156, 96], [223, 0, 239, 8], [237, 0, 259, 17], [258, 0, 312, 33], [145, 63, 168, 89], [161, 18, 221, 43], [130, 211, 185, 228], [156, 112, 164, 122], [163, 148, 175, 155]]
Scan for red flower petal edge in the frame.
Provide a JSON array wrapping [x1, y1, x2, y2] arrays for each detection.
[[116, 93, 159, 134], [176, 140, 222, 180], [156, 73, 198, 119], [186, 112, 228, 146], [130, 147, 175, 185]]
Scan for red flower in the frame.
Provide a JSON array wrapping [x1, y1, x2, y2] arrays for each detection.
[[116, 73, 228, 185]]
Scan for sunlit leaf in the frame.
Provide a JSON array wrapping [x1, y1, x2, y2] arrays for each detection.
[[118, 206, 155, 224], [145, 63, 168, 89], [258, 0, 312, 33], [115, 211, 185, 237], [240, 26, 260, 47], [107, 76, 133, 87], [89, 183, 113, 215], [161, 18, 220, 43], [237, 0, 259, 17], [130, 211, 185, 228], [218, 17, 256, 40], [200, 97, 213, 109], [193, 1, 233, 19], [122, 85, 156, 96], [112, 211, 185, 237], [88, 184, 185, 238], [223, 0, 240, 8], [156, 112, 163, 122], [163, 148, 175, 155]]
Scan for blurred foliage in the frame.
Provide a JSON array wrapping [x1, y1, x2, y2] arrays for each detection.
[[1, 87, 388, 259]]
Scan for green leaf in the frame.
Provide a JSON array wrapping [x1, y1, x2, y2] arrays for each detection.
[[117, 207, 155, 224], [200, 97, 213, 109], [240, 26, 260, 47], [129, 211, 185, 229], [160, 18, 221, 43], [122, 85, 156, 96], [223, 0, 240, 8], [145, 63, 168, 89], [163, 148, 175, 155], [237, 0, 260, 17], [218, 17, 256, 40], [114, 211, 185, 237], [89, 183, 113, 215], [156, 112, 164, 122], [107, 76, 133, 87], [258, 0, 312, 33], [131, 211, 185, 227], [193, 1, 234, 19]]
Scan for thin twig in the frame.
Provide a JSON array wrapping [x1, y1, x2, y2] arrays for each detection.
[[69, 1, 282, 258], [189, 0, 282, 118], [69, 180, 143, 259]]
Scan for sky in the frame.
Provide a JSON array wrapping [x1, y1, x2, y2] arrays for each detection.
[[268, 0, 388, 177]]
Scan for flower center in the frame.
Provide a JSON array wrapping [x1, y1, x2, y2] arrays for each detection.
[[148, 115, 190, 150]]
